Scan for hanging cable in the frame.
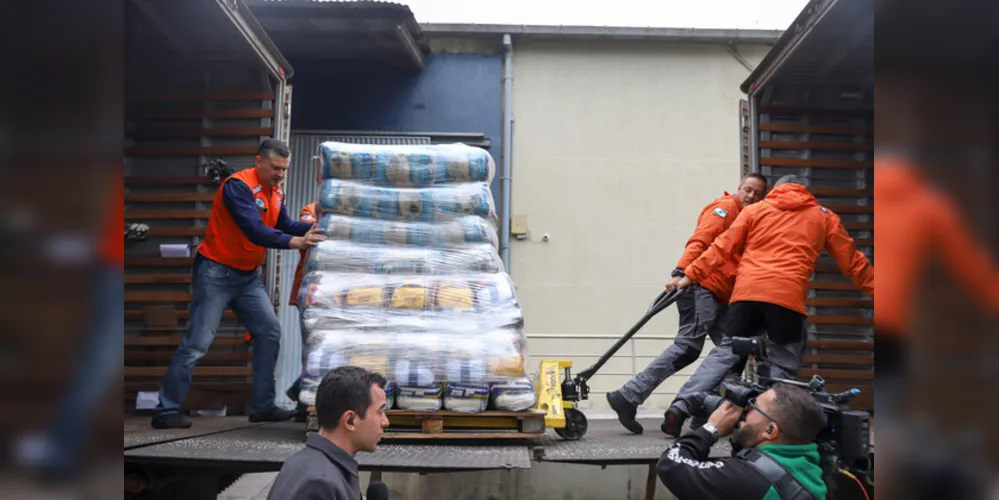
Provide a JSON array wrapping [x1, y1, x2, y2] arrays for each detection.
[[840, 470, 871, 500]]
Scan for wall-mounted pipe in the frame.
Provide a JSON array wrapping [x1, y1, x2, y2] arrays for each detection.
[[500, 33, 513, 270]]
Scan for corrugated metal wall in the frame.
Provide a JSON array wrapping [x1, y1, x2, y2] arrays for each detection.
[[274, 132, 432, 409]]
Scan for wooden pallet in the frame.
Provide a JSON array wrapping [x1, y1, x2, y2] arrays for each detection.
[[306, 407, 547, 440]]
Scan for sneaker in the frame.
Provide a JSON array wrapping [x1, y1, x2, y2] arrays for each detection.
[[248, 407, 298, 423], [151, 413, 192, 429], [606, 391, 643, 434], [661, 406, 687, 437]]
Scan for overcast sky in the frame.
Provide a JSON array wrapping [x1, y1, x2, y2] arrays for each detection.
[[396, 0, 809, 30]]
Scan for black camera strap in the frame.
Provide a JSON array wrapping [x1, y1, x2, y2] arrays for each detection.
[[737, 448, 818, 500]]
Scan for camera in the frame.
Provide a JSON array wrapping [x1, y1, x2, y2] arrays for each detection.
[[678, 337, 872, 480]]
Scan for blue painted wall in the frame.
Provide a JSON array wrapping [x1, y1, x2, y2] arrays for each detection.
[[288, 53, 503, 196]]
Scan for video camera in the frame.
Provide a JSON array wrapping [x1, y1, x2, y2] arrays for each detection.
[[680, 337, 872, 479]]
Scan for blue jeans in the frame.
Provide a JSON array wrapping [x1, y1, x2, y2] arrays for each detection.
[[156, 255, 282, 415]]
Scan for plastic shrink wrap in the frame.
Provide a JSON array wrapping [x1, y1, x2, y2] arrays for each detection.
[[299, 142, 536, 413]]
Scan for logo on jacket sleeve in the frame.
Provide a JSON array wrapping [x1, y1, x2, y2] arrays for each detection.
[[301, 213, 314, 222], [819, 206, 830, 214], [255, 197, 267, 212], [713, 207, 729, 218]]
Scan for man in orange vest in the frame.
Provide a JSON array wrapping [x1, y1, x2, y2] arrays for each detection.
[[664, 175, 874, 434], [152, 139, 326, 429], [607, 173, 768, 435]]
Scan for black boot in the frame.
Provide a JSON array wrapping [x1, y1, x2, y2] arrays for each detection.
[[606, 391, 644, 434], [248, 407, 298, 423], [151, 412, 192, 429], [661, 405, 687, 437]]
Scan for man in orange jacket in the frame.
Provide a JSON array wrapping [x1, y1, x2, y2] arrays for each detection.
[[152, 139, 327, 429], [607, 173, 768, 434], [662, 174, 874, 434]]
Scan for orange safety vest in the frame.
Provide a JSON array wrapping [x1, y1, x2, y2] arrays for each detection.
[[199, 168, 284, 271]]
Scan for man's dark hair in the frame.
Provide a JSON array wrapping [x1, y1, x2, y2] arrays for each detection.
[[744, 172, 769, 187], [315, 366, 387, 430], [258, 138, 291, 159], [769, 383, 826, 444]]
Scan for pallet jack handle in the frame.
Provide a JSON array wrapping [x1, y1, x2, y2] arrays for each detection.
[[574, 288, 684, 382]]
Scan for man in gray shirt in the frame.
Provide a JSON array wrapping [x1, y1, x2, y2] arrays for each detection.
[[268, 366, 390, 500]]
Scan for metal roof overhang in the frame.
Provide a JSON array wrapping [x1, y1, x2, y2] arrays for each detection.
[[740, 0, 873, 96], [421, 24, 783, 44], [126, 0, 294, 80], [246, 0, 431, 70]]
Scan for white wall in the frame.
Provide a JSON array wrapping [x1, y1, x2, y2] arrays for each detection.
[[510, 39, 771, 410]]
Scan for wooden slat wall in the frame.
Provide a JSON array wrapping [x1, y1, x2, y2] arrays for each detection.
[[124, 78, 276, 414], [757, 105, 875, 411]]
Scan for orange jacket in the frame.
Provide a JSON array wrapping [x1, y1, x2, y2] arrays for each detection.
[[288, 202, 317, 307], [676, 193, 744, 304], [199, 168, 284, 271], [875, 157, 999, 336], [102, 171, 124, 268], [686, 183, 874, 316]]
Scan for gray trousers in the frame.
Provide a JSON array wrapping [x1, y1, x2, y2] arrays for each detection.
[[671, 300, 808, 415], [618, 286, 727, 406]]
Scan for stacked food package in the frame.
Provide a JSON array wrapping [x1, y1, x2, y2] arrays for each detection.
[[298, 142, 537, 413]]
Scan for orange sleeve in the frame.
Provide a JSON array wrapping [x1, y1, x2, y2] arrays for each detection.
[[676, 199, 738, 269], [930, 193, 999, 313], [299, 203, 316, 223], [823, 211, 875, 297], [686, 208, 752, 284]]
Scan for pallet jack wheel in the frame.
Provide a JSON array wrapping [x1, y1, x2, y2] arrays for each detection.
[[554, 408, 588, 440]]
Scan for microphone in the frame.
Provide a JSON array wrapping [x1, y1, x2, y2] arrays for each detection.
[[366, 480, 390, 500]]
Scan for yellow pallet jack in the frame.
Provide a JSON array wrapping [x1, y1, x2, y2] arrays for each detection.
[[534, 290, 683, 440]]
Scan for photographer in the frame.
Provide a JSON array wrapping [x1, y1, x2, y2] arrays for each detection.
[[657, 383, 828, 500]]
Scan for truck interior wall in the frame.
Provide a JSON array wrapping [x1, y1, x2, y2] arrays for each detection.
[[750, 82, 874, 411], [284, 53, 503, 197], [124, 3, 281, 414]]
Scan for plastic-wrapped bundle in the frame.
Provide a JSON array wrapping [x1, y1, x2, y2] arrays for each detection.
[[444, 383, 490, 413], [386, 382, 397, 410], [396, 384, 443, 411], [299, 330, 391, 406], [317, 214, 499, 249], [304, 240, 504, 275], [489, 375, 539, 411], [299, 273, 521, 321], [319, 142, 495, 187], [318, 179, 497, 224], [297, 326, 529, 406], [299, 142, 537, 408]]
